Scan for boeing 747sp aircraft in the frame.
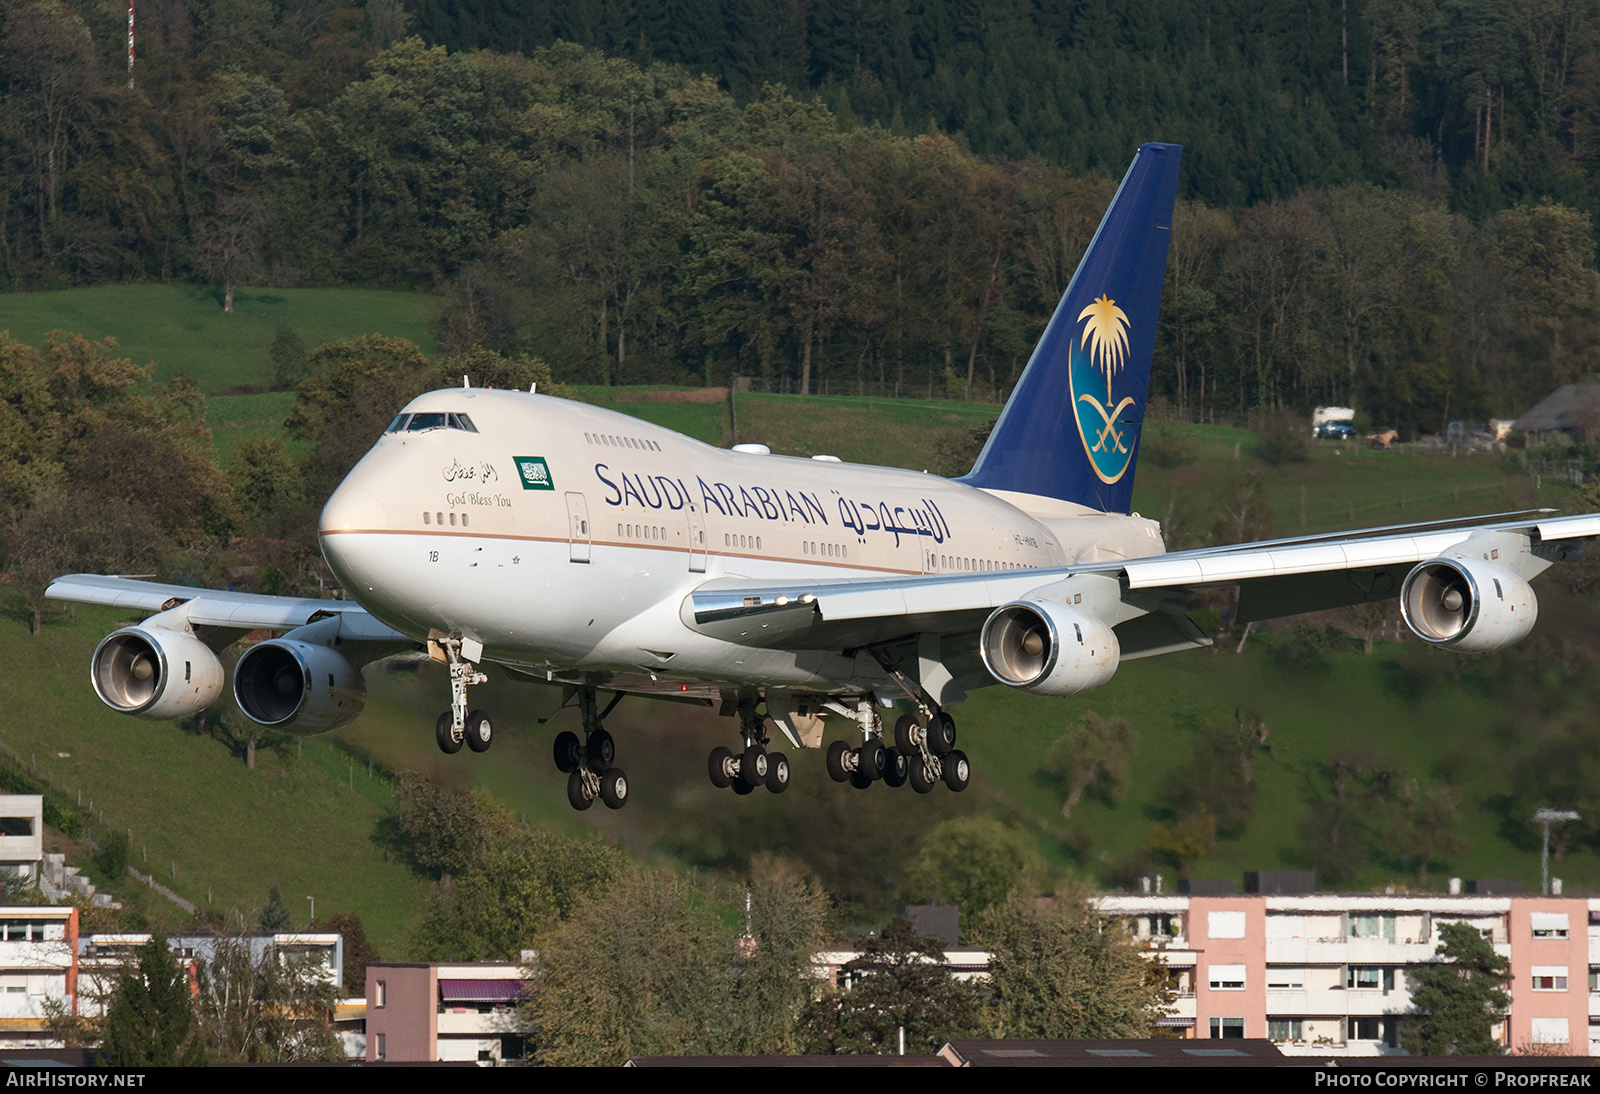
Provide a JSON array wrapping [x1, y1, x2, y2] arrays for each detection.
[[50, 143, 1600, 812]]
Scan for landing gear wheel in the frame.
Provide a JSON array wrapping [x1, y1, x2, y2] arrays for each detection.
[[600, 768, 629, 809], [740, 745, 769, 787], [926, 711, 957, 756], [825, 740, 852, 783], [465, 710, 493, 753], [707, 746, 735, 789], [908, 759, 936, 794], [435, 712, 462, 755], [941, 749, 971, 792], [894, 713, 920, 753], [850, 768, 874, 790], [857, 740, 886, 782], [732, 780, 755, 796], [567, 770, 594, 811], [764, 752, 791, 794], [883, 747, 910, 788], [553, 731, 581, 774], [587, 728, 615, 771]]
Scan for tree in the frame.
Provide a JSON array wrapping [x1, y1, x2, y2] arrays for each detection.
[[310, 912, 379, 996], [192, 937, 344, 1063], [415, 824, 622, 961], [99, 935, 206, 1067], [393, 771, 496, 880], [976, 893, 1174, 1039], [904, 816, 1044, 923], [1403, 921, 1509, 1056], [524, 868, 728, 1066], [798, 917, 985, 1054], [1044, 712, 1137, 820], [258, 885, 292, 931]]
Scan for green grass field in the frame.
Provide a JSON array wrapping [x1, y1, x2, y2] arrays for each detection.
[[0, 284, 439, 392]]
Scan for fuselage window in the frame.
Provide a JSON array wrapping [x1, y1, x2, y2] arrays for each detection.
[[387, 414, 411, 433], [461, 513, 469, 527], [423, 511, 431, 525], [407, 413, 447, 432], [448, 413, 478, 433], [436, 512, 444, 525], [449, 512, 457, 526]]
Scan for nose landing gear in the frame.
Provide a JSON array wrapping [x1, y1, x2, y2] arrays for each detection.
[[434, 637, 494, 756]]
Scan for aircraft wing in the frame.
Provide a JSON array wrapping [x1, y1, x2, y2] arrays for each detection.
[[682, 511, 1600, 655], [45, 574, 411, 643]]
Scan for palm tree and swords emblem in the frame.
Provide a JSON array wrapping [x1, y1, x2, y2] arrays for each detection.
[[1071, 293, 1139, 484]]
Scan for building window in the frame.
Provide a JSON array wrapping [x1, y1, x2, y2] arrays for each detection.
[[1531, 912, 1570, 939], [1532, 966, 1569, 991], [1348, 1016, 1383, 1041], [1208, 911, 1246, 939], [374, 980, 386, 1008], [1531, 1018, 1571, 1045], [375, 1033, 386, 1060], [1350, 913, 1394, 940], [1346, 966, 1392, 991], [1209, 1017, 1245, 1039], [1268, 1018, 1303, 1041], [1266, 969, 1304, 990], [1208, 964, 1245, 990], [1589, 968, 1600, 992]]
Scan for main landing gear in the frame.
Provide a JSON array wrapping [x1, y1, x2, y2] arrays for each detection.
[[551, 687, 630, 812], [826, 701, 969, 795], [707, 695, 790, 797], [434, 638, 494, 756]]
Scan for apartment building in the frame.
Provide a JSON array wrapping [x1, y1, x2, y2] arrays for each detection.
[[365, 962, 528, 1064], [1096, 880, 1596, 1056]]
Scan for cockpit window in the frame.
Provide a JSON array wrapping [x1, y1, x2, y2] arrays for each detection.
[[385, 411, 478, 435]]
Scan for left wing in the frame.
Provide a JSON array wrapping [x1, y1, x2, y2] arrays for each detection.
[[682, 512, 1600, 693]]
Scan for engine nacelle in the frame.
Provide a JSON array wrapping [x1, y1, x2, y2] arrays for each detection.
[[1401, 556, 1537, 652], [233, 638, 365, 735], [91, 627, 225, 721], [979, 599, 1121, 695]]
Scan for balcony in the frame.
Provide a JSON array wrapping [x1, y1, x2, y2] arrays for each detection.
[[1264, 987, 1411, 1017]]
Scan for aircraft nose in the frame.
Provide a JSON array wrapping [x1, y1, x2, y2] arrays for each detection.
[[320, 484, 388, 535]]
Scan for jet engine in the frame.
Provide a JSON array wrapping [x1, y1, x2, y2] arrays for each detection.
[[233, 634, 365, 734], [91, 626, 226, 720], [1400, 556, 1537, 652], [979, 599, 1120, 695]]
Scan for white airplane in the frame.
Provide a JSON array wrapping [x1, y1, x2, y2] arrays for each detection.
[[50, 143, 1600, 813]]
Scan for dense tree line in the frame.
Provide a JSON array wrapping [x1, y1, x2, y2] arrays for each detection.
[[4, 3, 1600, 432]]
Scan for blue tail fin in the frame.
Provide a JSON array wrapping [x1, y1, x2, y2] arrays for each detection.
[[959, 142, 1182, 514]]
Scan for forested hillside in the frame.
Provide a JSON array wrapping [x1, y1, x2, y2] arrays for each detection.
[[4, 1, 1600, 434]]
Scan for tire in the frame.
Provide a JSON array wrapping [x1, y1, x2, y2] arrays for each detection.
[[587, 728, 615, 770], [894, 713, 919, 753], [707, 746, 735, 789], [740, 745, 768, 787], [765, 752, 791, 794], [825, 740, 852, 783], [926, 711, 957, 756], [941, 749, 971, 792], [600, 767, 629, 809], [849, 768, 874, 790], [567, 770, 594, 811], [883, 747, 909, 788], [857, 740, 886, 782], [465, 710, 493, 753], [553, 731, 581, 774], [908, 759, 936, 794], [732, 780, 755, 796], [435, 712, 462, 755]]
